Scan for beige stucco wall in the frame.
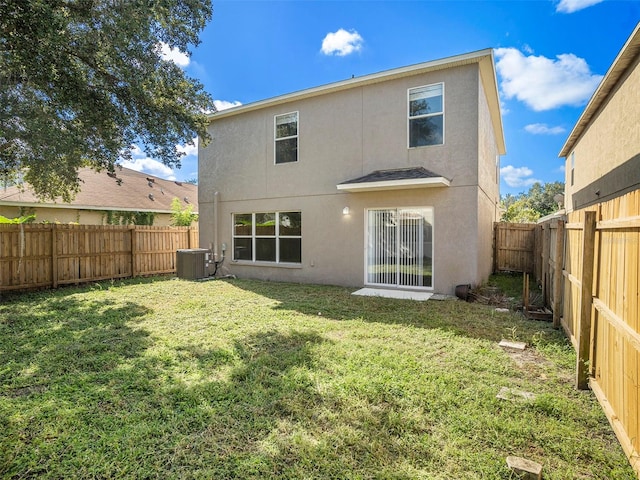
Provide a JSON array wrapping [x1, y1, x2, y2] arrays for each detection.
[[200, 62, 501, 294], [0, 206, 176, 226], [211, 187, 480, 293], [476, 74, 501, 281], [564, 54, 640, 211]]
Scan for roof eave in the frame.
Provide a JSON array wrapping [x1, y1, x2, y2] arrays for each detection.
[[0, 201, 195, 215], [336, 177, 451, 193], [208, 48, 496, 120]]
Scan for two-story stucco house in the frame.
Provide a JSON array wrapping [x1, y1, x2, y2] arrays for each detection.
[[199, 49, 505, 295], [559, 22, 640, 212]]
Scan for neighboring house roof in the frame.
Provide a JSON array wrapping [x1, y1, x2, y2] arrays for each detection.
[[0, 167, 198, 214], [559, 22, 640, 157], [337, 167, 451, 192], [208, 49, 506, 155]]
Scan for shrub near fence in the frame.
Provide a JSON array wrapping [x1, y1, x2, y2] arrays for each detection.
[[0, 224, 198, 291]]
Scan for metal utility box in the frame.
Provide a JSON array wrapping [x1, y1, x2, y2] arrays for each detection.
[[176, 249, 209, 280]]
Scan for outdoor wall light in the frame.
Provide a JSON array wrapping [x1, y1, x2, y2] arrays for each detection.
[[342, 206, 350, 215]]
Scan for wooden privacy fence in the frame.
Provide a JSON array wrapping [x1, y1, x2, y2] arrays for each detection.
[[559, 190, 640, 475], [0, 224, 199, 291], [493, 222, 537, 273], [494, 219, 565, 325], [496, 195, 640, 475]]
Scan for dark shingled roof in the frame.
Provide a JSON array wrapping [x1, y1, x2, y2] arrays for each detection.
[[340, 167, 444, 185]]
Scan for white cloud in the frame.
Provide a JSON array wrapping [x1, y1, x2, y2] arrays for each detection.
[[121, 157, 176, 180], [159, 42, 190, 68], [177, 138, 198, 157], [494, 47, 603, 111], [524, 123, 566, 135], [213, 99, 242, 111], [321, 29, 364, 56], [500, 165, 541, 188], [556, 0, 604, 13], [130, 144, 146, 158]]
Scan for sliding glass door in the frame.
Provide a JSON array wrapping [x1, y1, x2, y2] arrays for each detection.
[[366, 208, 433, 288]]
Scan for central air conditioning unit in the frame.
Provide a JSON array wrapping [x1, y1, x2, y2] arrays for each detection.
[[176, 248, 210, 280]]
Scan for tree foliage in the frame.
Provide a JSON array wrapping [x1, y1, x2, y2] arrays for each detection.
[[104, 210, 155, 226], [0, 0, 214, 201], [0, 213, 36, 224], [500, 181, 564, 223], [170, 197, 198, 226]]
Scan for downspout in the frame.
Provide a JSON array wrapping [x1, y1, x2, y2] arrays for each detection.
[[213, 191, 219, 261]]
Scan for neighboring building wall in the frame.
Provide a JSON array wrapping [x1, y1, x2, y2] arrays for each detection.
[[565, 53, 640, 212], [0, 205, 176, 226], [200, 59, 502, 294]]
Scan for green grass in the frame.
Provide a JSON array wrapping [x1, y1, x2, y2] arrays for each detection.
[[0, 276, 634, 479], [487, 272, 526, 300]]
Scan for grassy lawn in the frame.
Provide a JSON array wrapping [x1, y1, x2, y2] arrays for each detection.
[[0, 276, 635, 479]]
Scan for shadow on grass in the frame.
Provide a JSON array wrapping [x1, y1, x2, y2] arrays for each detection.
[[0, 291, 156, 476], [0, 287, 340, 477], [226, 278, 568, 348]]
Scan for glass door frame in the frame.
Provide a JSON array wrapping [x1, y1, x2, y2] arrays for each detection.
[[364, 206, 434, 290]]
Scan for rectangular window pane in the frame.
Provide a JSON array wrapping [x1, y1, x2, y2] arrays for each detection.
[[276, 137, 298, 164], [234, 214, 252, 236], [256, 238, 276, 261], [255, 213, 276, 236], [409, 84, 443, 116], [409, 116, 443, 147], [275, 112, 298, 138], [234, 238, 252, 261], [279, 212, 301, 236], [279, 238, 301, 263]]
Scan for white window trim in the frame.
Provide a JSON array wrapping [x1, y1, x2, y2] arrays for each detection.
[[407, 83, 445, 149], [274, 111, 299, 165], [232, 211, 302, 265]]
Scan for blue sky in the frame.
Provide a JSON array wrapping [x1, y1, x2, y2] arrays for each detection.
[[123, 0, 639, 197]]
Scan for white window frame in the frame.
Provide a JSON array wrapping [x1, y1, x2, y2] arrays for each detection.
[[232, 211, 302, 264], [407, 83, 445, 148], [274, 111, 299, 165]]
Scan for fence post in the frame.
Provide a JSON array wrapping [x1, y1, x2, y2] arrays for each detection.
[[51, 224, 58, 289], [541, 223, 550, 305], [534, 225, 542, 283], [130, 225, 137, 278], [576, 211, 596, 390], [553, 220, 565, 328]]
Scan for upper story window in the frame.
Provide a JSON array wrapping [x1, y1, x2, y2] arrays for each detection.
[[408, 83, 444, 148], [275, 112, 298, 164], [570, 152, 575, 186]]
